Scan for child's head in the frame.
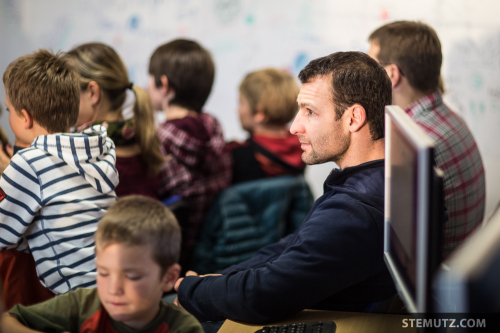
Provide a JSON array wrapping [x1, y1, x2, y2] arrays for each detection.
[[148, 39, 215, 113], [64, 43, 164, 173], [2, 49, 79, 145], [95, 195, 181, 329], [238, 68, 299, 132]]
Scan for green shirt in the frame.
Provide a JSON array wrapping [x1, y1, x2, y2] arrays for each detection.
[[9, 288, 203, 333]]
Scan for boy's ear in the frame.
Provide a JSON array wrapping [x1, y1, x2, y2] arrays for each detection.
[[161, 263, 181, 292], [161, 75, 175, 101], [253, 106, 268, 124], [86, 81, 101, 107], [21, 109, 34, 129]]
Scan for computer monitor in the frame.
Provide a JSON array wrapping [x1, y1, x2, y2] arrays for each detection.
[[434, 206, 500, 313], [384, 105, 444, 313]]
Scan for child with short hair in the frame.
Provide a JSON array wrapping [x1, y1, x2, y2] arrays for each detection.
[[148, 39, 231, 268], [64, 43, 165, 199], [2, 195, 203, 332], [227, 68, 305, 184], [0, 50, 118, 296]]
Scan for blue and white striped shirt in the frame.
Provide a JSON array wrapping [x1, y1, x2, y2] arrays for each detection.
[[0, 125, 118, 294]]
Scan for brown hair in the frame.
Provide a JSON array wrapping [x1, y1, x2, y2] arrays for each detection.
[[2, 49, 79, 133], [298, 52, 392, 141], [95, 195, 181, 275], [64, 43, 165, 174], [149, 39, 215, 113], [239, 68, 299, 125], [369, 21, 442, 94]]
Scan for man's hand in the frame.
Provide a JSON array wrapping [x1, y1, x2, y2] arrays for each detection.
[[0, 144, 13, 175], [173, 271, 222, 308]]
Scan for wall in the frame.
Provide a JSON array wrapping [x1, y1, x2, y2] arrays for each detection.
[[1, 0, 499, 219]]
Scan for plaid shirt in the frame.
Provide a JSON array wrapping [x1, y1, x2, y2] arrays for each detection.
[[157, 113, 232, 267], [405, 91, 485, 257]]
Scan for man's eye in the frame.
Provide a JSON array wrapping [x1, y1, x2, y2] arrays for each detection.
[[307, 109, 314, 115], [98, 272, 109, 277]]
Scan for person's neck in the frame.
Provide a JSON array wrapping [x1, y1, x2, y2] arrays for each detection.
[[336, 128, 385, 170], [16, 124, 54, 147], [94, 102, 123, 123], [163, 104, 198, 121], [392, 83, 428, 110], [252, 123, 289, 137]]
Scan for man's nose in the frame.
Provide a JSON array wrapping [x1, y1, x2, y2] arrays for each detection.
[[290, 112, 304, 135]]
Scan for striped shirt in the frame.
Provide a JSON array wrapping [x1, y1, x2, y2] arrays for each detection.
[[405, 91, 486, 257], [0, 125, 118, 294]]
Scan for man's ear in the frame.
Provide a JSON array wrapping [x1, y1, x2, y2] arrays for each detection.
[[86, 81, 101, 107], [21, 109, 33, 129], [385, 64, 402, 88], [161, 263, 181, 292], [347, 104, 366, 133], [161, 75, 175, 101]]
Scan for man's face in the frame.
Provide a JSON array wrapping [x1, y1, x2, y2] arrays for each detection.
[[290, 76, 350, 166], [96, 243, 168, 330], [368, 41, 380, 62]]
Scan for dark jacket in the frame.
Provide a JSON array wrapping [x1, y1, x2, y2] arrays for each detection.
[[189, 175, 314, 274], [177, 159, 396, 324]]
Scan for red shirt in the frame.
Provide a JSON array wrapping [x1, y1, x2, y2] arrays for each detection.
[[115, 155, 159, 199]]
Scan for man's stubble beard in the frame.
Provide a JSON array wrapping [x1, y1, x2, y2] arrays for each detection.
[[302, 133, 351, 166]]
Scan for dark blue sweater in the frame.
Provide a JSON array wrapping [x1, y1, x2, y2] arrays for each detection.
[[177, 159, 396, 324]]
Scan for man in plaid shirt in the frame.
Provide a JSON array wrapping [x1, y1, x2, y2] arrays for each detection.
[[368, 21, 486, 257]]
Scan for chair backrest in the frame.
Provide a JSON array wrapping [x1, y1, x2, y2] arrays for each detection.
[[189, 175, 314, 274]]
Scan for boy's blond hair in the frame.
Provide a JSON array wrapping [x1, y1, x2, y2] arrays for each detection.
[[95, 196, 181, 275], [2, 49, 79, 133], [239, 68, 299, 126]]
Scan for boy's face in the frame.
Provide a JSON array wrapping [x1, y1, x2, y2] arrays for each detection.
[[5, 91, 33, 146], [96, 243, 172, 330], [238, 94, 256, 132], [148, 75, 164, 111]]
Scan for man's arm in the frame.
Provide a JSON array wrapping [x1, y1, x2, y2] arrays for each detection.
[[218, 234, 292, 274], [0, 154, 41, 250], [177, 199, 382, 324]]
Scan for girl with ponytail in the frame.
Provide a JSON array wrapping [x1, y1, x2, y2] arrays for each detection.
[[65, 43, 164, 198]]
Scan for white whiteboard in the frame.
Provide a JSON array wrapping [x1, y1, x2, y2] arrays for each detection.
[[1, 0, 499, 219]]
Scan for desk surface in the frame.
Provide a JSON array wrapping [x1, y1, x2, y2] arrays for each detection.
[[218, 310, 415, 333]]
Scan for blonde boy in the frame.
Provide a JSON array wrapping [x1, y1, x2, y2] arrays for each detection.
[[2, 196, 203, 333], [227, 68, 305, 184]]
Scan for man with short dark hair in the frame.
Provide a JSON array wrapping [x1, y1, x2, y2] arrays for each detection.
[[368, 21, 486, 257], [174, 52, 396, 325]]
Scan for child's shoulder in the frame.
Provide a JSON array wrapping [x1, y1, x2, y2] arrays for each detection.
[[160, 302, 204, 332]]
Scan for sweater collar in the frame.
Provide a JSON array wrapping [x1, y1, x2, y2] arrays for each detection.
[[324, 159, 384, 191]]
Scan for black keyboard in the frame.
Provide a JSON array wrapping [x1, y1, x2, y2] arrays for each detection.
[[254, 321, 336, 333]]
